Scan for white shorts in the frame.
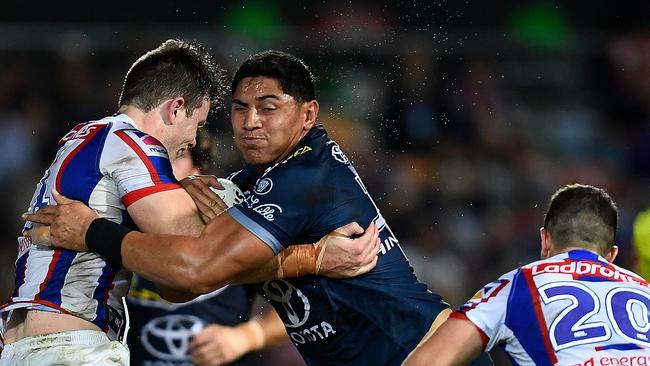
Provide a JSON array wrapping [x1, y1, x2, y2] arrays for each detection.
[[0, 330, 129, 366]]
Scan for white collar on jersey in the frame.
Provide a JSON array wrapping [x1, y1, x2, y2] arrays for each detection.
[[110, 112, 139, 129]]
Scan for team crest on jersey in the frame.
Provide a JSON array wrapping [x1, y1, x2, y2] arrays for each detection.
[[254, 178, 273, 195], [329, 142, 349, 164]]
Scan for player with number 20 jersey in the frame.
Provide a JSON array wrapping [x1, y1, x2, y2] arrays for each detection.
[[456, 249, 650, 365]]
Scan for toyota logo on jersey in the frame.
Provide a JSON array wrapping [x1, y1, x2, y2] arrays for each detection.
[[141, 314, 204, 361], [263, 280, 311, 328]]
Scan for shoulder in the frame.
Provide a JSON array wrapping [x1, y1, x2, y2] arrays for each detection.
[[105, 124, 169, 160], [263, 149, 325, 185], [266, 136, 351, 182], [58, 118, 114, 146]]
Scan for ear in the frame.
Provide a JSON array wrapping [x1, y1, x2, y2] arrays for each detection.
[[302, 100, 319, 130], [163, 97, 185, 125], [540, 227, 552, 259], [605, 245, 619, 262]]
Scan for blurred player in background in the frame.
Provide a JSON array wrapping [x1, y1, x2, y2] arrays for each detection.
[[26, 50, 491, 365], [404, 184, 650, 366], [128, 129, 290, 366], [633, 208, 650, 280], [3, 39, 378, 366]]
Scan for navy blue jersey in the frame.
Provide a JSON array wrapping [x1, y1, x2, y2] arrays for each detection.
[[126, 276, 258, 366], [228, 125, 449, 365]]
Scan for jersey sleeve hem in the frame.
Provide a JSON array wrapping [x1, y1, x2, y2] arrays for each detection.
[[450, 311, 490, 351], [227, 207, 284, 255], [122, 183, 183, 208]]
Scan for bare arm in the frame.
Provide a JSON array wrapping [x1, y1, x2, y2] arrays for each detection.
[[25, 191, 379, 294], [189, 307, 288, 366], [121, 213, 275, 295], [122, 215, 379, 294], [121, 188, 207, 300], [23, 190, 272, 294], [126, 188, 204, 237], [233, 222, 379, 284], [402, 317, 484, 366]]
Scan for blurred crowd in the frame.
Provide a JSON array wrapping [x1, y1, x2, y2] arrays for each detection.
[[1, 1, 649, 363]]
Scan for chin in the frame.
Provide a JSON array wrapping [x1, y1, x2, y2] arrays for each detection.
[[242, 153, 272, 166]]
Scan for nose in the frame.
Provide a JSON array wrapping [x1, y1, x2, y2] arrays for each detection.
[[242, 109, 262, 130], [188, 138, 196, 149]]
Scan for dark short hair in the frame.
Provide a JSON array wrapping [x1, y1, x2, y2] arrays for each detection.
[[543, 184, 618, 253], [231, 50, 316, 103], [119, 39, 225, 116]]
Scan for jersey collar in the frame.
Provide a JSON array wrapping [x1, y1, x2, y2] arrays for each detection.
[[111, 112, 139, 129]]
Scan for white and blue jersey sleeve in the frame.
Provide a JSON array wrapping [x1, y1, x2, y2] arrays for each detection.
[[101, 127, 181, 208], [451, 271, 516, 352]]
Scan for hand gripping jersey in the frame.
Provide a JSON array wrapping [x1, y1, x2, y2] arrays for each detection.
[[227, 125, 450, 366], [127, 276, 258, 366], [454, 249, 650, 366], [1, 113, 181, 341]]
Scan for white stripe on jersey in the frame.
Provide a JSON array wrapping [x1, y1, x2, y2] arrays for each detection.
[[15, 247, 54, 299]]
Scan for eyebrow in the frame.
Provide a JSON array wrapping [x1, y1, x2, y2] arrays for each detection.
[[232, 94, 282, 107]]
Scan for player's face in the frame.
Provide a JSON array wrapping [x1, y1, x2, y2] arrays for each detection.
[[231, 77, 312, 166], [169, 99, 210, 161]]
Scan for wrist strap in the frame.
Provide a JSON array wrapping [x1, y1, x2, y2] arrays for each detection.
[[85, 218, 131, 268], [239, 319, 265, 351]]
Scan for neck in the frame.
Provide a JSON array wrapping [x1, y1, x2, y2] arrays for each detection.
[[119, 105, 156, 136], [550, 246, 608, 259], [119, 104, 171, 159]]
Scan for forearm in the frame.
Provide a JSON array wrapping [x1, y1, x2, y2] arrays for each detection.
[[231, 243, 323, 284], [402, 318, 484, 366]]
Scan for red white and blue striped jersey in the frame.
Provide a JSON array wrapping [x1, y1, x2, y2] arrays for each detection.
[[454, 249, 650, 365], [1, 113, 181, 340]]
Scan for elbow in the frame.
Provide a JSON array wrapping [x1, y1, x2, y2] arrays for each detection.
[[157, 287, 198, 303], [180, 261, 227, 296]]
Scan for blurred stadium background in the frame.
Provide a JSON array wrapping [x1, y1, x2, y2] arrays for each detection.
[[1, 1, 648, 364]]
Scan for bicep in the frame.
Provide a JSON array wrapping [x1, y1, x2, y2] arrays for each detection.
[[127, 188, 204, 236]]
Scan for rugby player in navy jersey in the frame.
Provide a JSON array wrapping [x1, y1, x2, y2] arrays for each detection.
[[7, 40, 377, 366], [27, 50, 492, 365]]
